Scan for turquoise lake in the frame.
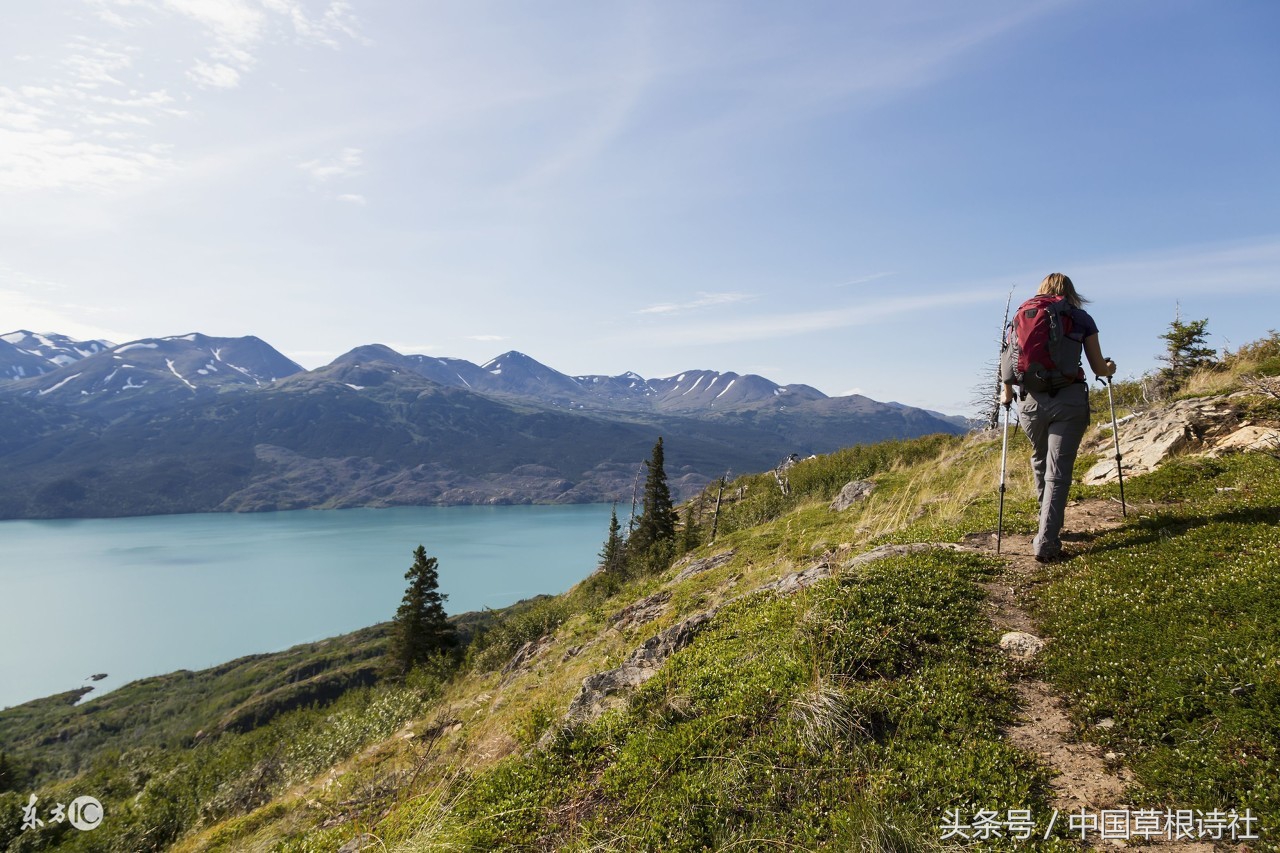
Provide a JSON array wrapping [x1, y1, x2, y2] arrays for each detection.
[[0, 504, 615, 710]]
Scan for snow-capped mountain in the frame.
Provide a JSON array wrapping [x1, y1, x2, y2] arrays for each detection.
[[479, 351, 587, 398], [0, 330, 114, 381], [0, 333, 967, 520], [329, 345, 494, 390], [332, 346, 834, 413], [7, 333, 303, 405], [642, 369, 827, 411]]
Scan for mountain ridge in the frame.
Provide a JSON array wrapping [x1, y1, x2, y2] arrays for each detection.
[[0, 331, 966, 519], [2, 331, 952, 419]]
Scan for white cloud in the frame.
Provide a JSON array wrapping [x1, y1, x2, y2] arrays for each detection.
[[0, 270, 136, 345], [334, 193, 366, 205], [627, 289, 1004, 347], [0, 2, 364, 193], [629, 235, 1280, 350], [463, 334, 506, 342], [123, 0, 365, 72], [188, 60, 242, 89], [63, 44, 135, 89], [0, 125, 175, 191], [262, 0, 364, 47], [636, 291, 754, 315], [162, 0, 267, 48], [299, 147, 363, 181], [835, 272, 897, 288]]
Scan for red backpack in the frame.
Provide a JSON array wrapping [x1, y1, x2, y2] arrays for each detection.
[[1000, 295, 1084, 394]]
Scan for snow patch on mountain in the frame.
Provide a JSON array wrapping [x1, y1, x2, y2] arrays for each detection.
[[167, 359, 197, 391], [38, 373, 82, 395], [224, 362, 262, 386]]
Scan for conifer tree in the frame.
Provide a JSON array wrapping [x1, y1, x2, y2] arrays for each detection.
[[679, 502, 701, 554], [630, 437, 678, 569], [598, 504, 626, 573], [384, 545, 456, 679], [1159, 312, 1216, 380], [1149, 307, 1216, 399]]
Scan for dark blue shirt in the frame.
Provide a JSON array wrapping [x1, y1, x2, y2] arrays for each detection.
[[1067, 307, 1099, 342]]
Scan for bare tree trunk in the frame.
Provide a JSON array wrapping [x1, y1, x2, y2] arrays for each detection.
[[709, 474, 728, 543], [627, 464, 642, 532]]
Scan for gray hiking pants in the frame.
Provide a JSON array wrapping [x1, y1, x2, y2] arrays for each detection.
[[1018, 383, 1090, 559]]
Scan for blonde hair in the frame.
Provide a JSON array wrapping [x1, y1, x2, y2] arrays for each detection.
[[1037, 272, 1089, 307]]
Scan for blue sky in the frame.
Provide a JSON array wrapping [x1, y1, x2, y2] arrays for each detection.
[[2, 1, 1277, 413]]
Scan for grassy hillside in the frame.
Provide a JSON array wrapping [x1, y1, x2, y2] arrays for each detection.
[[3, 343, 1278, 851], [0, 624, 389, 785]]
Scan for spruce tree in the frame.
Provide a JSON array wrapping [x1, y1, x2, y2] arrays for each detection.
[[1151, 308, 1216, 399], [630, 437, 678, 569], [384, 545, 456, 679], [598, 504, 626, 573], [1159, 314, 1216, 380], [679, 502, 701, 554]]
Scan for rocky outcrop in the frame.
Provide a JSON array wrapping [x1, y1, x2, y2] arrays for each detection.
[[1206, 424, 1280, 457], [609, 590, 672, 631], [671, 549, 736, 583], [1081, 397, 1241, 484], [500, 634, 556, 684], [830, 480, 876, 511], [565, 612, 715, 723]]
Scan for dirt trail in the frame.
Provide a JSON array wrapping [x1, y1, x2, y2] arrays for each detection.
[[970, 499, 1219, 851]]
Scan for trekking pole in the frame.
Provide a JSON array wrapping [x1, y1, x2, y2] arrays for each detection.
[[1098, 373, 1128, 517], [997, 401, 1011, 554]]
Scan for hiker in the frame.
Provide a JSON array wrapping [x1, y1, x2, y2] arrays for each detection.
[[1000, 273, 1116, 562]]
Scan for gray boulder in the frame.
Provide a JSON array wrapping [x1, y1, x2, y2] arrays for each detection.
[[830, 480, 876, 511], [999, 631, 1046, 662]]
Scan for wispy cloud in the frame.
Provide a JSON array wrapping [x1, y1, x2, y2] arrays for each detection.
[[835, 272, 897, 288], [0, 2, 363, 193], [463, 334, 506, 342], [0, 117, 177, 192], [659, 3, 1069, 153], [63, 43, 135, 89], [0, 264, 135, 344], [335, 193, 366, 205], [631, 235, 1280, 350], [626, 289, 1004, 346], [1068, 236, 1280, 301], [299, 147, 363, 182], [636, 291, 754, 315], [188, 60, 242, 89], [103, 0, 363, 73]]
